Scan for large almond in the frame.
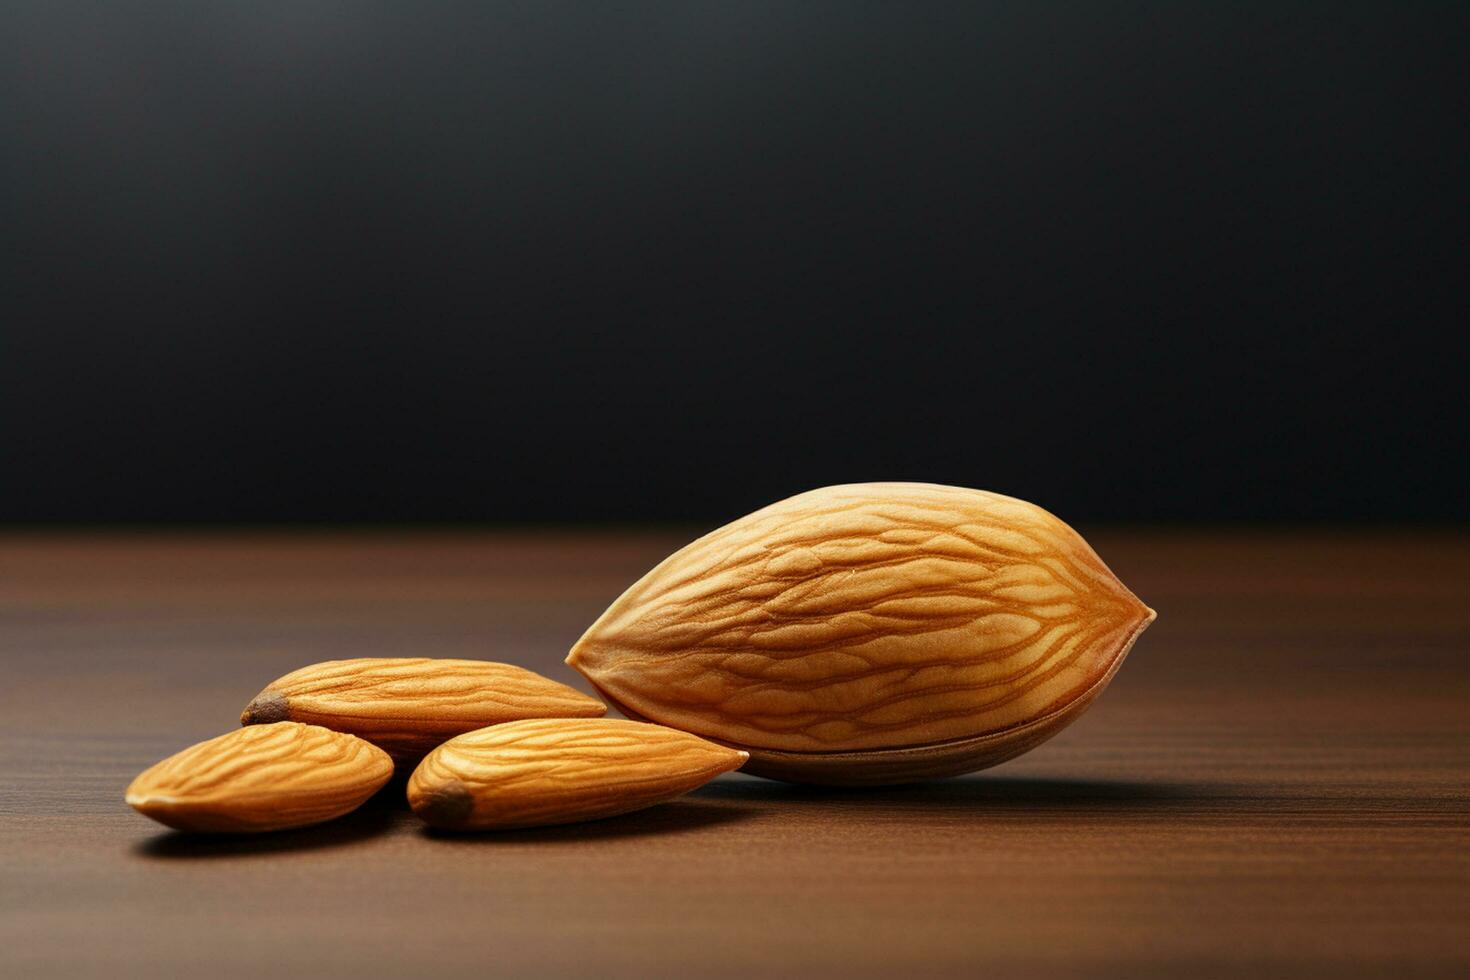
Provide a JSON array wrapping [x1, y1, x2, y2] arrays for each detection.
[[126, 722, 393, 833], [408, 718, 747, 830], [241, 658, 606, 761], [567, 482, 1155, 785]]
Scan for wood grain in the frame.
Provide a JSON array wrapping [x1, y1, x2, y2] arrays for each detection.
[[2, 529, 1467, 978]]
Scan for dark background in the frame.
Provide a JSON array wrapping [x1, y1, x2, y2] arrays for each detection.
[[3, 3, 1463, 525]]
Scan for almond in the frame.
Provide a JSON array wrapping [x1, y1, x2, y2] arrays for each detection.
[[241, 658, 606, 762], [126, 722, 393, 833], [407, 718, 748, 831], [567, 482, 1155, 785]]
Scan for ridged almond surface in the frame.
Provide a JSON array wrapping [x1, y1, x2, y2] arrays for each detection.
[[567, 482, 1155, 785], [241, 658, 606, 761], [126, 722, 393, 833], [407, 718, 748, 830]]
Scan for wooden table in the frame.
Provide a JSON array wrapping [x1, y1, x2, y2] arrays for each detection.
[[3, 530, 1467, 978]]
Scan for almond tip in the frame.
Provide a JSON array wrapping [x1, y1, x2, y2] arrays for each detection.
[[240, 689, 289, 726], [411, 779, 473, 829]]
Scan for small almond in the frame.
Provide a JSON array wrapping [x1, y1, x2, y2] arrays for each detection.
[[241, 658, 606, 762], [407, 718, 748, 831], [126, 722, 393, 833]]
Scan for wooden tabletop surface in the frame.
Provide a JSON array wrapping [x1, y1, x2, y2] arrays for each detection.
[[2, 529, 1467, 978]]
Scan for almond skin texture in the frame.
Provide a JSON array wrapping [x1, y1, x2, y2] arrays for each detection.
[[126, 722, 393, 833], [567, 482, 1155, 785], [240, 658, 606, 762], [407, 718, 748, 831]]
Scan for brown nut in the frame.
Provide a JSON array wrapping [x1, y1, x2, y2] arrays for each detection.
[[241, 657, 606, 762], [126, 722, 393, 833], [408, 718, 747, 831], [567, 482, 1154, 785]]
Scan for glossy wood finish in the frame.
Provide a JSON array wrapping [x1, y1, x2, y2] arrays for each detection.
[[2, 530, 1467, 978]]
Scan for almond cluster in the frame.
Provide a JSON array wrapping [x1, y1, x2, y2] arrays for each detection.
[[127, 658, 744, 833], [126, 483, 1154, 833]]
